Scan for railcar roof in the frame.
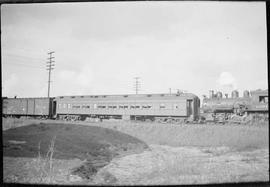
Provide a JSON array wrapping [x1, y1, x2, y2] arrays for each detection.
[[3, 97, 53, 100], [55, 93, 198, 99]]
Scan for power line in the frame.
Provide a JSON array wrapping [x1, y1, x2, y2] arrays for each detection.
[[46, 51, 55, 98], [3, 53, 44, 61], [3, 62, 43, 69]]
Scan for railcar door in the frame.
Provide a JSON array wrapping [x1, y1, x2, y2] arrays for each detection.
[[187, 100, 193, 116], [27, 99, 35, 115], [51, 99, 57, 118]]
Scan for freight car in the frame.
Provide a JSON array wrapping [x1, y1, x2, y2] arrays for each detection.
[[2, 97, 55, 119], [55, 93, 200, 122], [201, 89, 268, 123]]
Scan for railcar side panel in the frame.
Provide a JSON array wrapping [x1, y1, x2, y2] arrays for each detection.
[[27, 99, 35, 115], [6, 99, 27, 115], [3, 97, 51, 117], [34, 98, 51, 116], [55, 94, 199, 119]]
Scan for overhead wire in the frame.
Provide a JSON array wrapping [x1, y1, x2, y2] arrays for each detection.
[[3, 62, 43, 69], [3, 53, 44, 61], [2, 54, 45, 69]]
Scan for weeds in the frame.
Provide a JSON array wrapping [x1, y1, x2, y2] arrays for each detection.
[[36, 136, 57, 183]]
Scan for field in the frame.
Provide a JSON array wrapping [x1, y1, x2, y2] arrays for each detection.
[[3, 117, 269, 185]]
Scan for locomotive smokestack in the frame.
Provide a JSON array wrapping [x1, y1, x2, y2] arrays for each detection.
[[217, 91, 223, 99], [231, 90, 239, 98], [243, 90, 250, 98], [209, 90, 214, 98]]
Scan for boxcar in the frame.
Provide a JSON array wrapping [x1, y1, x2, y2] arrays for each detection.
[[2, 97, 54, 118], [55, 93, 200, 121]]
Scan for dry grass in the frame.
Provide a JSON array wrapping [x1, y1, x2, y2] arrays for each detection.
[[78, 121, 269, 150], [94, 145, 269, 185], [3, 117, 268, 151]]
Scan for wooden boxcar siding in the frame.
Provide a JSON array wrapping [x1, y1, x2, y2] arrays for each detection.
[[4, 98, 51, 116], [55, 97, 189, 117], [2, 98, 8, 114], [33, 98, 51, 115], [6, 99, 27, 115]]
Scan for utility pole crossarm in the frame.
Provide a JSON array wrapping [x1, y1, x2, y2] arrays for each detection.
[[134, 77, 141, 94], [46, 51, 55, 98]]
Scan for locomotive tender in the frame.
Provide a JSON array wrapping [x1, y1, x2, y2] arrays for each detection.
[[2, 92, 200, 122]]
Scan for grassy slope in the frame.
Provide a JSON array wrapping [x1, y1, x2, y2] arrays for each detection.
[[3, 123, 148, 160], [3, 118, 268, 150], [83, 122, 269, 151]]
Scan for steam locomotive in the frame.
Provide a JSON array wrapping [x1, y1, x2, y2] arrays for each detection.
[[2, 89, 268, 124], [201, 89, 268, 123]]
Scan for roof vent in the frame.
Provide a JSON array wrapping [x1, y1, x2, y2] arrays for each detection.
[[147, 94, 152, 97], [60, 96, 64, 99], [71, 96, 75, 98], [124, 95, 128, 97]]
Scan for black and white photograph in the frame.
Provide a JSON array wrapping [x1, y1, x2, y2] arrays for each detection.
[[1, 1, 269, 185]]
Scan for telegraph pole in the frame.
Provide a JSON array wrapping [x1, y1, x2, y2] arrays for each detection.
[[133, 77, 141, 94], [46, 51, 55, 98]]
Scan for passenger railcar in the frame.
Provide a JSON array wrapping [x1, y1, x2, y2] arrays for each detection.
[[2, 97, 55, 118], [55, 93, 200, 122]]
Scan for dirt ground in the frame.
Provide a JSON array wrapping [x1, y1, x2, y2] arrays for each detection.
[[2, 118, 269, 185]]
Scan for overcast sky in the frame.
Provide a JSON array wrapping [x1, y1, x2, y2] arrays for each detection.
[[1, 1, 268, 99]]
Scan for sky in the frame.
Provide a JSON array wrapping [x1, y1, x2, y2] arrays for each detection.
[[1, 1, 268, 100]]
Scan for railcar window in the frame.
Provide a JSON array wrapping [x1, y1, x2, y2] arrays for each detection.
[[259, 96, 268, 103], [68, 104, 71, 109], [93, 104, 97, 109], [97, 105, 106, 109], [72, 105, 80, 109], [142, 105, 152, 109], [82, 105, 90, 109], [130, 105, 140, 109], [58, 104, 62, 108], [63, 104, 67, 108], [108, 106, 117, 109], [119, 105, 128, 109], [160, 104, 165, 109]]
